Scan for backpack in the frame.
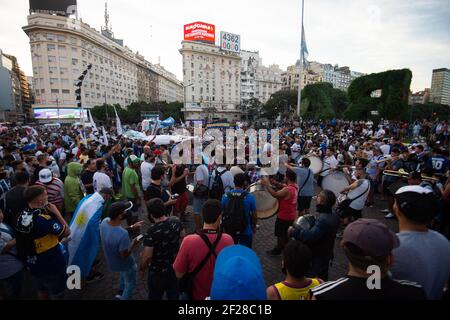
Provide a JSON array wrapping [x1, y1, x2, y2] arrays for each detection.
[[222, 192, 248, 235], [209, 169, 227, 200]]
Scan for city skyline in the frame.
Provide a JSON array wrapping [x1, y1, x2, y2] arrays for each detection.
[[0, 0, 449, 92]]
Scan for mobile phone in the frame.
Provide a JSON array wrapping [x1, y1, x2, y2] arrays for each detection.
[[136, 235, 144, 242], [171, 194, 180, 200]]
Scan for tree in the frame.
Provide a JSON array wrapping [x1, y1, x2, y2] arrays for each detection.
[[345, 69, 412, 120], [246, 98, 263, 121], [263, 90, 298, 120]]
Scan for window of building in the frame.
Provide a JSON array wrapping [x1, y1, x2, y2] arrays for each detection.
[[62, 89, 70, 94], [59, 56, 67, 64], [57, 35, 66, 42], [48, 56, 57, 63], [47, 34, 56, 41], [47, 44, 56, 51], [51, 89, 59, 93]]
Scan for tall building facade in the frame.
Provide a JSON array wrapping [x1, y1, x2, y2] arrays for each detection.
[[240, 51, 259, 111], [409, 89, 431, 105], [255, 64, 282, 104], [151, 64, 183, 103], [281, 62, 323, 91], [0, 49, 26, 122], [430, 68, 450, 106], [23, 12, 182, 121], [180, 41, 242, 122]]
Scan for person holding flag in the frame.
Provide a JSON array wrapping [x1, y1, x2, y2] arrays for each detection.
[[67, 188, 114, 281]]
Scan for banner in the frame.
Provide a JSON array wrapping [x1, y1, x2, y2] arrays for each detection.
[[114, 106, 123, 136]]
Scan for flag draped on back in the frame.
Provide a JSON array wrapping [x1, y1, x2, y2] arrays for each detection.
[[68, 193, 105, 277], [114, 106, 123, 136]]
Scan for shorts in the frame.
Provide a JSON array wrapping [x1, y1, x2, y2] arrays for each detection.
[[193, 197, 206, 215], [174, 192, 189, 214], [382, 182, 394, 197], [298, 196, 313, 211], [32, 268, 67, 296], [275, 218, 294, 238]]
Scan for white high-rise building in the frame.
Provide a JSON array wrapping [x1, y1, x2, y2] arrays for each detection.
[[23, 12, 182, 121], [180, 41, 242, 122], [255, 64, 282, 104]]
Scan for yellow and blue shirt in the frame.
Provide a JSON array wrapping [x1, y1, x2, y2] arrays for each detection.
[[272, 279, 323, 300]]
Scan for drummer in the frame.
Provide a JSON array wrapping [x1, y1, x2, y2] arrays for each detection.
[[286, 158, 315, 217], [318, 148, 339, 189]]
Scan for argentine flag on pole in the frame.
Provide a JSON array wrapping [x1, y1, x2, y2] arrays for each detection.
[[301, 23, 309, 68], [68, 192, 105, 277]]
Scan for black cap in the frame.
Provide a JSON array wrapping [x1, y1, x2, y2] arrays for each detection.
[[109, 201, 133, 219]]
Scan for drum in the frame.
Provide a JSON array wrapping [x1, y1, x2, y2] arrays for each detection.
[[230, 166, 244, 177], [247, 183, 279, 220], [299, 155, 323, 175], [322, 171, 350, 198]]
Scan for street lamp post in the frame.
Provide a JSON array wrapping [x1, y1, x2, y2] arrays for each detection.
[[183, 82, 194, 122]]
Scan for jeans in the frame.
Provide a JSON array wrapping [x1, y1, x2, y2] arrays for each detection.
[[118, 263, 137, 300], [147, 269, 179, 301]]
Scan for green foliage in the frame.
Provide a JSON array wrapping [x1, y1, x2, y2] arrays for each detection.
[[262, 90, 298, 120], [90, 101, 184, 124], [346, 69, 412, 120], [409, 102, 450, 120], [301, 82, 347, 119]]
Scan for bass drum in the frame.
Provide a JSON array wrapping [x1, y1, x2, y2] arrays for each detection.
[[322, 171, 350, 198], [299, 155, 323, 175], [247, 183, 279, 220]]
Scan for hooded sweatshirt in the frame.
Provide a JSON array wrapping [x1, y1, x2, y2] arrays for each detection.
[[64, 162, 83, 213]]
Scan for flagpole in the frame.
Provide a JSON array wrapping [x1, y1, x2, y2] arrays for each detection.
[[297, 0, 305, 118]]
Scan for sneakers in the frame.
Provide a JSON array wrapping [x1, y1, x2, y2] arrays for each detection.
[[266, 248, 282, 256], [384, 212, 395, 219], [380, 209, 390, 214], [86, 272, 105, 284]]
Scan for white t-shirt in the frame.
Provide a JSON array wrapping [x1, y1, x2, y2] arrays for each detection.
[[141, 161, 154, 191], [93, 172, 113, 193], [291, 143, 302, 160], [380, 144, 391, 157], [194, 164, 209, 186], [321, 155, 339, 177], [348, 179, 370, 211]]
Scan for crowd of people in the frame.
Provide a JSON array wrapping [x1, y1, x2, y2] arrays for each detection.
[[0, 117, 449, 301]]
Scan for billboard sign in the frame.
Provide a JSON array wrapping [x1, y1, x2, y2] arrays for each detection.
[[29, 0, 77, 16], [184, 22, 215, 44], [33, 108, 87, 120], [220, 31, 241, 54]]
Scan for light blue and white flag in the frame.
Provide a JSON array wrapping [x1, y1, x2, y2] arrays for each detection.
[[301, 23, 309, 68], [68, 192, 105, 277], [159, 117, 175, 128], [88, 110, 99, 133], [114, 106, 123, 136], [102, 126, 109, 146]]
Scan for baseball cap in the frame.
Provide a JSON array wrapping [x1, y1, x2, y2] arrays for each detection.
[[128, 155, 140, 164], [210, 245, 266, 300], [394, 186, 438, 224], [108, 201, 133, 219], [35, 151, 43, 157], [343, 219, 399, 258], [38, 169, 53, 184]]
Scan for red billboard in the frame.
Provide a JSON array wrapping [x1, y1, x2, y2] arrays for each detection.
[[184, 22, 215, 44]]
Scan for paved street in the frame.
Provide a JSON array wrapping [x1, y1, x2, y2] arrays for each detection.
[[63, 191, 398, 300]]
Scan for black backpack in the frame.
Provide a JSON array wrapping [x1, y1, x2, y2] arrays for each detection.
[[222, 192, 248, 235], [209, 169, 227, 200]]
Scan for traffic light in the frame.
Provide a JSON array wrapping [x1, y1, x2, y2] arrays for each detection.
[[77, 102, 82, 108]]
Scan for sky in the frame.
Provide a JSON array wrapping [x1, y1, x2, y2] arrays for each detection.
[[0, 0, 449, 92]]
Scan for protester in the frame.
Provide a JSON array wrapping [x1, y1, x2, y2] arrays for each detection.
[[262, 169, 298, 256], [15, 186, 70, 300], [36, 169, 65, 213], [289, 190, 340, 281], [100, 201, 142, 300], [81, 159, 96, 195], [267, 240, 323, 300], [210, 245, 266, 300], [390, 186, 450, 300], [173, 199, 234, 300], [221, 173, 257, 248], [93, 159, 113, 193], [4, 171, 29, 226], [311, 219, 427, 300], [287, 158, 315, 216], [193, 160, 210, 230], [63, 162, 84, 221], [139, 198, 185, 300], [122, 156, 141, 226]]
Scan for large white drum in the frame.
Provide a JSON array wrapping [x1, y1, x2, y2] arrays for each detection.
[[299, 155, 323, 175], [247, 183, 279, 220], [322, 171, 350, 198]]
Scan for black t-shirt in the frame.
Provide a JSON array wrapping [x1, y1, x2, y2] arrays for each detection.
[[146, 183, 172, 214], [143, 217, 183, 273], [168, 165, 187, 195], [312, 276, 426, 300], [81, 170, 95, 195], [4, 185, 27, 226]]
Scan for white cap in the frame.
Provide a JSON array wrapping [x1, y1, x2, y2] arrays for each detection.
[[35, 151, 43, 157], [39, 169, 53, 184], [395, 185, 433, 195]]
